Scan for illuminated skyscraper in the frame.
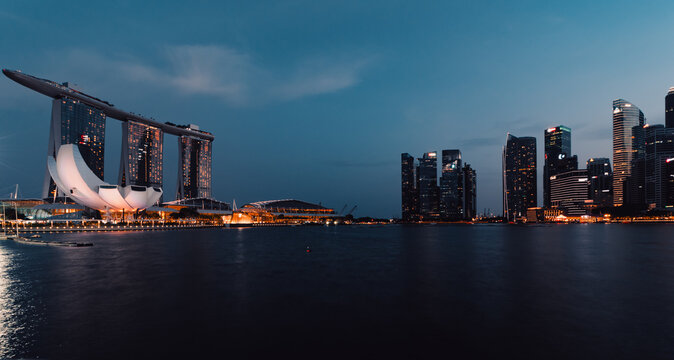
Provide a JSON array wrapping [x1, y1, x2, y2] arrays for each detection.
[[612, 99, 645, 206], [177, 126, 213, 199], [587, 158, 612, 207], [544, 126, 577, 207], [666, 87, 674, 128], [503, 134, 537, 221], [418, 152, 439, 218], [643, 125, 674, 208], [401, 153, 418, 220], [440, 149, 463, 219], [43, 97, 106, 199], [119, 121, 163, 190]]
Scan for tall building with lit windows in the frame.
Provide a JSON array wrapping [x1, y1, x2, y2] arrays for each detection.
[[401, 153, 418, 220], [418, 152, 439, 218], [587, 158, 613, 207], [612, 99, 645, 206], [440, 149, 463, 219], [503, 134, 537, 221], [643, 125, 674, 208], [119, 121, 163, 190], [544, 126, 577, 207], [177, 126, 213, 199], [666, 87, 674, 128], [43, 97, 106, 199], [463, 163, 477, 220]]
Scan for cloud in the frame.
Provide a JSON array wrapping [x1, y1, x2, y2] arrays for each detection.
[[270, 57, 371, 101], [49, 45, 372, 106]]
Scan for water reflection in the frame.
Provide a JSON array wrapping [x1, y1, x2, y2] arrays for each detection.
[[0, 245, 16, 357]]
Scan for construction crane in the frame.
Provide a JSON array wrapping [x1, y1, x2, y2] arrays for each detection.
[[346, 205, 358, 216], [338, 204, 348, 215]]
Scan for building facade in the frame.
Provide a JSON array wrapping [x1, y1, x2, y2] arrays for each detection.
[[401, 153, 418, 220], [643, 125, 674, 209], [418, 152, 439, 218], [503, 134, 537, 221], [666, 87, 674, 129], [544, 126, 577, 207], [587, 158, 612, 207], [550, 169, 590, 216], [440, 149, 463, 219], [463, 163, 477, 220], [43, 97, 106, 199], [612, 99, 645, 206], [177, 132, 213, 200], [119, 121, 163, 190]]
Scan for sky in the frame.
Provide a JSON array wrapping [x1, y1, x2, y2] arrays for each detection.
[[0, 0, 673, 218]]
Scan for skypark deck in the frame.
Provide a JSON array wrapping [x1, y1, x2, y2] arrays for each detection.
[[2, 69, 214, 141]]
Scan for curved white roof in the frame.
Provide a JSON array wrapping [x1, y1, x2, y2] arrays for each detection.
[[48, 144, 162, 211]]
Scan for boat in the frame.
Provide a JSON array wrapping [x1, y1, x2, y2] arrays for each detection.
[[13, 237, 93, 247]]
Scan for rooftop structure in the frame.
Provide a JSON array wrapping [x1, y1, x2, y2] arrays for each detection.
[[2, 69, 213, 140], [231, 199, 337, 225]]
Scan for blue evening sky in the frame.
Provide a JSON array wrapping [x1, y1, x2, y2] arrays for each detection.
[[1, 1, 673, 217]]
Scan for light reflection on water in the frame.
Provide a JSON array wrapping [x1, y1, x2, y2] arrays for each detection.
[[0, 244, 19, 357]]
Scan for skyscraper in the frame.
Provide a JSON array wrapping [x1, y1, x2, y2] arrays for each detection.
[[119, 121, 163, 190], [440, 149, 463, 219], [418, 152, 439, 218], [665, 157, 674, 209], [666, 87, 674, 128], [463, 163, 477, 220], [401, 153, 418, 220], [503, 134, 537, 221], [177, 128, 213, 200], [544, 126, 577, 207], [587, 158, 612, 207], [612, 99, 645, 206], [643, 125, 674, 208], [43, 97, 106, 199]]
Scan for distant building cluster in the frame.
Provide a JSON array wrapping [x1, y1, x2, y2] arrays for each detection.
[[401, 150, 476, 221], [503, 89, 674, 222]]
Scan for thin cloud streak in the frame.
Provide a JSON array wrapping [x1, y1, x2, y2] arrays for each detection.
[[52, 45, 373, 106]]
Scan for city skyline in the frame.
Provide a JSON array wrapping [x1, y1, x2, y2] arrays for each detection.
[[1, 1, 674, 217]]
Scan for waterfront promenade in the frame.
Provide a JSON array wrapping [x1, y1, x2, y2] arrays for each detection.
[[3, 220, 223, 234]]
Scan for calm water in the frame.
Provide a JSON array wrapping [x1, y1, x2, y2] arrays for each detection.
[[0, 224, 673, 359]]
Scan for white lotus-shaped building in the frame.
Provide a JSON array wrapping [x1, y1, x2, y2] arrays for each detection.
[[48, 144, 162, 211]]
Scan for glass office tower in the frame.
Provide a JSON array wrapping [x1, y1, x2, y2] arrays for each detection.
[[177, 135, 212, 199], [587, 158, 613, 207], [401, 153, 418, 220], [119, 121, 163, 190], [43, 97, 106, 199], [463, 163, 477, 220], [544, 126, 577, 207], [643, 125, 674, 208], [418, 152, 439, 218], [666, 87, 674, 129], [503, 134, 537, 221], [612, 99, 645, 206], [440, 149, 463, 219]]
